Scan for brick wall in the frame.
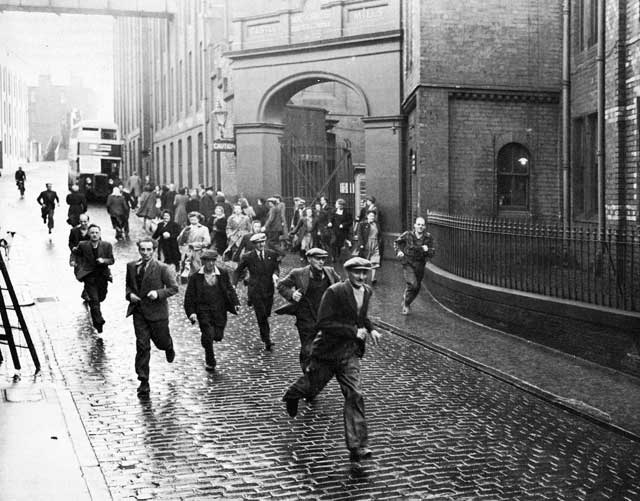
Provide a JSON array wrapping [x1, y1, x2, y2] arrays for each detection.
[[448, 98, 560, 219], [419, 0, 561, 89]]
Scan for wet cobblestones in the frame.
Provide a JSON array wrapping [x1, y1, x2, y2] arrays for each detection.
[[2, 165, 640, 499]]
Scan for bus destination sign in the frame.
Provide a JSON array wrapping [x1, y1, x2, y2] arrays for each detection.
[[79, 143, 122, 157]]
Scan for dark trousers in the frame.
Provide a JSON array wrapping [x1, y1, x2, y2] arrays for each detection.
[[284, 356, 368, 452], [197, 310, 226, 365], [251, 294, 273, 344], [83, 273, 108, 328], [43, 207, 55, 230], [133, 312, 173, 382], [296, 327, 316, 372], [402, 263, 425, 307]]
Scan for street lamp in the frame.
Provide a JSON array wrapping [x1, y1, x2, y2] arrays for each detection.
[[212, 99, 228, 190], [212, 99, 228, 139]]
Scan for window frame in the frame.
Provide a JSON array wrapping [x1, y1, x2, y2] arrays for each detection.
[[496, 142, 531, 212]]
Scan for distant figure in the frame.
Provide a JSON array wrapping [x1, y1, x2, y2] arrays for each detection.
[[36, 183, 60, 234], [66, 184, 87, 227], [127, 172, 142, 199]]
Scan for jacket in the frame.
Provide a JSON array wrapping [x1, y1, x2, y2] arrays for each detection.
[[394, 231, 435, 267], [234, 248, 280, 298], [310, 280, 373, 360], [275, 265, 341, 317], [183, 266, 239, 317], [73, 240, 114, 281], [125, 259, 179, 320]]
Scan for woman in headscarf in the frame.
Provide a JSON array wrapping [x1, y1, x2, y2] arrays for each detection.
[[224, 203, 251, 261], [177, 211, 211, 280]]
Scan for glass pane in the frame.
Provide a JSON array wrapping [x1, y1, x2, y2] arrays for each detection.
[[497, 175, 512, 206], [511, 176, 528, 206]]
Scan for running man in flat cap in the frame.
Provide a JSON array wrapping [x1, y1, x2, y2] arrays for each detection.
[[283, 256, 382, 463], [184, 249, 239, 371], [234, 232, 280, 350], [276, 247, 341, 372]]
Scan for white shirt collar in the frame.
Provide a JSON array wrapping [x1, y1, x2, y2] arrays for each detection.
[[198, 265, 220, 275]]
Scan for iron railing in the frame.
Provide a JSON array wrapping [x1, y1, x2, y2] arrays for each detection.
[[427, 211, 640, 312]]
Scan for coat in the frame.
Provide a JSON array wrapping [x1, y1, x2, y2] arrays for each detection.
[[152, 220, 182, 265], [183, 266, 239, 321], [125, 258, 179, 320], [73, 240, 114, 281], [234, 248, 280, 299], [310, 280, 373, 360], [275, 265, 341, 318]]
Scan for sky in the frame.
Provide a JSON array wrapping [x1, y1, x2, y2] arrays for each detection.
[[0, 11, 114, 119]]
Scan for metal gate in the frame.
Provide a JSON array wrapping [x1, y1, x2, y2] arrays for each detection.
[[280, 138, 355, 218]]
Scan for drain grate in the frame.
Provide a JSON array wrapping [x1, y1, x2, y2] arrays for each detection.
[[3, 387, 45, 403], [34, 297, 59, 303]]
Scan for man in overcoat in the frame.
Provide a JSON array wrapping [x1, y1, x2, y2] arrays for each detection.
[[184, 249, 239, 371], [276, 247, 341, 371], [282, 257, 382, 462], [73, 224, 114, 333], [126, 238, 179, 398], [234, 233, 280, 350]]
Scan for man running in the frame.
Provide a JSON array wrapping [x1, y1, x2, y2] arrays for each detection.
[[36, 183, 60, 234]]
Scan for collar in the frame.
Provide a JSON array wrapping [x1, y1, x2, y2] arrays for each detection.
[[136, 258, 153, 266], [198, 265, 220, 275]]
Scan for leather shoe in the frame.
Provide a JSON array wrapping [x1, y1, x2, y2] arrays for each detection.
[[137, 380, 150, 398], [265, 342, 273, 351], [284, 398, 299, 417], [349, 448, 373, 462], [95, 321, 105, 333], [205, 362, 216, 371], [165, 348, 175, 363]]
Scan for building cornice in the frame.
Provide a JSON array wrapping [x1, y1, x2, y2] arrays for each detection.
[[225, 30, 401, 60], [402, 83, 561, 108]]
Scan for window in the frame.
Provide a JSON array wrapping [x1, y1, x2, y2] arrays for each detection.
[[178, 139, 183, 187], [170, 142, 175, 183], [197, 132, 204, 185], [162, 144, 167, 183], [187, 135, 193, 186], [578, 0, 598, 50], [155, 146, 160, 182], [573, 113, 598, 218], [101, 129, 117, 140], [169, 67, 174, 121], [178, 60, 183, 113], [197, 42, 203, 109], [188, 51, 193, 108], [497, 143, 530, 210]]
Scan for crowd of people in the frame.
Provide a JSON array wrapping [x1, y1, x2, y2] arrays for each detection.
[[29, 169, 435, 465]]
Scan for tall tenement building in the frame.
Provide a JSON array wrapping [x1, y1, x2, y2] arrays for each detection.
[[113, 0, 640, 233], [0, 51, 28, 174]]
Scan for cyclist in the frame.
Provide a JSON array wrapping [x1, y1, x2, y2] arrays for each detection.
[[14, 166, 26, 197], [36, 183, 60, 234]]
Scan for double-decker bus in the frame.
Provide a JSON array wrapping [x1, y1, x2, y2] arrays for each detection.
[[68, 120, 123, 201]]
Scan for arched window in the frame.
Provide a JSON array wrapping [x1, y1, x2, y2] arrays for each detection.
[[497, 143, 530, 210]]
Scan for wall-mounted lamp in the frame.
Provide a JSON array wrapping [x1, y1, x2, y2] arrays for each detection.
[[212, 99, 228, 139]]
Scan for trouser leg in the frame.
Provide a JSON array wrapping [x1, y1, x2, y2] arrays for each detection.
[[198, 311, 224, 365], [253, 296, 272, 344], [47, 208, 55, 230], [283, 359, 334, 402], [336, 357, 368, 452], [402, 264, 424, 306], [83, 277, 104, 327], [297, 328, 316, 372], [133, 313, 152, 382]]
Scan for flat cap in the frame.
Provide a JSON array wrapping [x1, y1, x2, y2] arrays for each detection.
[[306, 247, 329, 258], [267, 197, 278, 204], [201, 249, 218, 261], [343, 257, 372, 270], [250, 232, 267, 243]]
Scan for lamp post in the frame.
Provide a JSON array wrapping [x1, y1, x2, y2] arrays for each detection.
[[212, 99, 228, 189]]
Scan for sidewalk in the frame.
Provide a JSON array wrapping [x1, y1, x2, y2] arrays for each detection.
[[367, 258, 640, 440]]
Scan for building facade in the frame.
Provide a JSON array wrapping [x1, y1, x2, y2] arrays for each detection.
[[0, 52, 28, 174], [113, 0, 640, 233]]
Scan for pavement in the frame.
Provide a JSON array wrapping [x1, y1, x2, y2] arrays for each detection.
[[1, 162, 640, 500]]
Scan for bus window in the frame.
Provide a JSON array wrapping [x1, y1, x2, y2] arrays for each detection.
[[101, 129, 117, 140]]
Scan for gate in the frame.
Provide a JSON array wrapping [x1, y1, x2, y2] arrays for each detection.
[[280, 137, 355, 219]]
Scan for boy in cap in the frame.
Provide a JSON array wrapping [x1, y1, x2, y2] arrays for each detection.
[[234, 233, 280, 350], [276, 247, 341, 372], [184, 249, 239, 370], [282, 256, 382, 463]]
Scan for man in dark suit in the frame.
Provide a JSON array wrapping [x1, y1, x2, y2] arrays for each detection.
[[184, 249, 239, 371], [276, 247, 341, 372], [36, 182, 60, 234], [126, 238, 179, 398], [73, 224, 114, 333], [234, 233, 280, 350], [282, 257, 382, 463]]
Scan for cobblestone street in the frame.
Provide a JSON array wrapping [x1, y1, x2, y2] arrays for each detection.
[[2, 164, 640, 500]]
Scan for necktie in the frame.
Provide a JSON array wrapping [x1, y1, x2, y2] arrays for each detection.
[[138, 262, 147, 279], [259, 251, 264, 261]]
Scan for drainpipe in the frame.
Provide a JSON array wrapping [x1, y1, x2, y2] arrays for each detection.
[[596, 0, 606, 239], [561, 0, 571, 231]]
